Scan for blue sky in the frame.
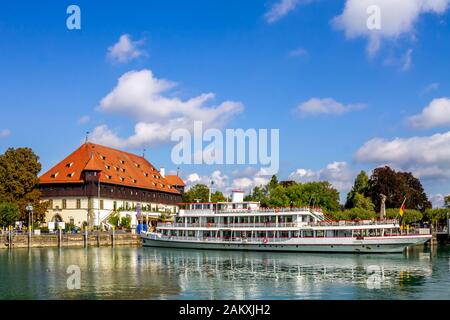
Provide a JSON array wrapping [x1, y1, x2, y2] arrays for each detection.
[[1, 0, 450, 205]]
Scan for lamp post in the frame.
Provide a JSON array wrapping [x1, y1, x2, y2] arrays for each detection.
[[26, 204, 33, 247]]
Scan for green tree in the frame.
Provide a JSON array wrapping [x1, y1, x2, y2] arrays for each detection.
[[0, 203, 19, 228], [444, 195, 450, 208], [352, 193, 375, 211], [0, 148, 48, 224], [267, 185, 290, 207], [385, 208, 423, 225], [182, 184, 210, 202], [345, 171, 373, 209], [367, 166, 431, 212], [211, 191, 226, 202], [120, 216, 131, 229], [267, 175, 279, 191]]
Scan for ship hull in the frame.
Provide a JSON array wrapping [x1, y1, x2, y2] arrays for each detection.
[[141, 233, 431, 254]]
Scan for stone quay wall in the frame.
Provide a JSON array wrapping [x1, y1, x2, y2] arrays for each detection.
[[0, 232, 142, 249]]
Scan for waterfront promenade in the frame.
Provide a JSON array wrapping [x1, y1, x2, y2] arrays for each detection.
[[0, 231, 141, 249]]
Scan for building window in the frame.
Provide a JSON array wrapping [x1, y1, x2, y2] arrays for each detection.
[[100, 200, 104, 210], [62, 199, 67, 209], [76, 199, 81, 209]]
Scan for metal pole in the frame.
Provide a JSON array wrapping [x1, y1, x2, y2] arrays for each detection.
[[28, 211, 31, 248], [98, 175, 101, 230]]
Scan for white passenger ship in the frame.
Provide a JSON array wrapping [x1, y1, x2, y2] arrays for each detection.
[[141, 191, 432, 253]]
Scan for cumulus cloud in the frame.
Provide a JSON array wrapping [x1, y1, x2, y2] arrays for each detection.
[[354, 131, 450, 180], [429, 193, 446, 208], [408, 98, 450, 130], [295, 98, 365, 117], [265, 0, 301, 23], [78, 115, 90, 125], [107, 34, 146, 64], [420, 82, 440, 96], [0, 129, 11, 138], [288, 48, 308, 57], [288, 161, 354, 192], [91, 69, 243, 148], [332, 0, 450, 56], [184, 168, 271, 195]]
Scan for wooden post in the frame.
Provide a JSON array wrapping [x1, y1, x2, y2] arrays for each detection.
[[58, 228, 62, 248], [84, 228, 88, 248], [111, 227, 115, 248]]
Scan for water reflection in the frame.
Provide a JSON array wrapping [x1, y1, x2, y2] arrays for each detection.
[[0, 245, 448, 300]]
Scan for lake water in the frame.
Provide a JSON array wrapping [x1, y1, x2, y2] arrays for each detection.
[[0, 245, 449, 300]]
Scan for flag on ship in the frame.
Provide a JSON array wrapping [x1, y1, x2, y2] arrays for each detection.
[[399, 197, 407, 217]]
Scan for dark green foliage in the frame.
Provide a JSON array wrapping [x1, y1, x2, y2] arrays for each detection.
[[367, 166, 431, 212]]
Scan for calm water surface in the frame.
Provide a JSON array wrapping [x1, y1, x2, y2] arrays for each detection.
[[0, 245, 449, 300]]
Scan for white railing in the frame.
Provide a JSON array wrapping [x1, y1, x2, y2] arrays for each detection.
[[158, 222, 301, 228], [310, 219, 399, 227]]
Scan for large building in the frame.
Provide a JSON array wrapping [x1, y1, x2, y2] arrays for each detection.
[[39, 142, 184, 228]]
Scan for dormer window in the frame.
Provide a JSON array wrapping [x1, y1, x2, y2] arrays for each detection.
[[132, 179, 137, 183], [120, 160, 125, 165], [51, 172, 59, 178], [135, 163, 141, 168], [100, 155, 106, 160], [66, 162, 74, 168], [144, 173, 149, 177], [67, 172, 75, 178], [120, 177, 125, 182]]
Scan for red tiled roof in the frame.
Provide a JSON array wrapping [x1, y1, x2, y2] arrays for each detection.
[[165, 175, 185, 187], [39, 143, 180, 194]]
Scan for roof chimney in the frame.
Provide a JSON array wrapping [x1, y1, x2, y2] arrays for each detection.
[[160, 167, 165, 178]]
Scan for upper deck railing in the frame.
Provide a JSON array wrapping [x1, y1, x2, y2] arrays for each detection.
[[310, 219, 399, 227], [179, 206, 324, 215]]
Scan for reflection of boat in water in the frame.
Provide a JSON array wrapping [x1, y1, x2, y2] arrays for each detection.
[[145, 246, 434, 299], [141, 191, 432, 253]]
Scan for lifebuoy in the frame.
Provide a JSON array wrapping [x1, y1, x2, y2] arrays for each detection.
[[263, 238, 268, 244]]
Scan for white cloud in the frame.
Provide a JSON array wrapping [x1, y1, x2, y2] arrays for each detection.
[[429, 193, 446, 208], [78, 115, 90, 125], [295, 98, 365, 117], [107, 34, 146, 64], [288, 48, 308, 57], [408, 98, 450, 130], [354, 131, 450, 180], [265, 0, 301, 23], [288, 161, 354, 192], [402, 48, 413, 71], [420, 82, 440, 95], [0, 129, 11, 138], [91, 69, 243, 148], [332, 0, 450, 56], [184, 168, 271, 195]]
